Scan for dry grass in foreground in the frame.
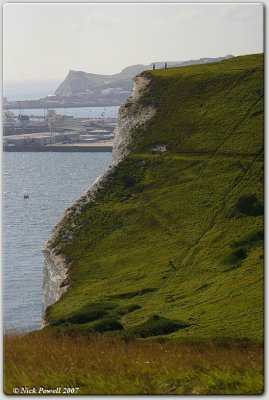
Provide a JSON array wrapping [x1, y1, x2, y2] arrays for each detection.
[[4, 332, 263, 395]]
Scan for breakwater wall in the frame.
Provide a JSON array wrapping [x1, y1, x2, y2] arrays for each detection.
[[4, 145, 113, 153]]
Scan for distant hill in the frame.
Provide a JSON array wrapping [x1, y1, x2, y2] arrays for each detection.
[[55, 55, 233, 97]]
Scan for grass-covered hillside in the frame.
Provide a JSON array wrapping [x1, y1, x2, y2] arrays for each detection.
[[46, 54, 264, 342]]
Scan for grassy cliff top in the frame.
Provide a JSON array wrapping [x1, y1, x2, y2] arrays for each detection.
[[46, 54, 263, 342]]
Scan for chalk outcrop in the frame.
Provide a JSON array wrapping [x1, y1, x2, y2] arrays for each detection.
[[42, 250, 69, 326], [112, 75, 156, 165]]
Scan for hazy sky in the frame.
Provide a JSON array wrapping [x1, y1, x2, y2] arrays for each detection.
[[3, 2, 263, 81]]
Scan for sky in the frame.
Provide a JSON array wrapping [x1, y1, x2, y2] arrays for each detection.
[[3, 2, 264, 82]]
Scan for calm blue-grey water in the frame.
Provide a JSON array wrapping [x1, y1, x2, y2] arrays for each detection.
[[3, 152, 112, 332], [3, 80, 61, 101], [10, 106, 119, 119]]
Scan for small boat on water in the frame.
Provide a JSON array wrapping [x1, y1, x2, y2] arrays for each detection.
[[23, 195, 29, 199]]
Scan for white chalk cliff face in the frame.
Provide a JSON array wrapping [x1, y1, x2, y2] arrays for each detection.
[[112, 75, 156, 165], [42, 74, 156, 325], [42, 250, 69, 326]]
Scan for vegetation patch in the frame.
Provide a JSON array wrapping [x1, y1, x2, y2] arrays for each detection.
[[49, 302, 143, 335], [91, 318, 124, 333], [129, 315, 190, 338], [231, 229, 263, 248], [235, 194, 263, 216], [226, 247, 248, 264], [111, 288, 157, 299], [121, 174, 136, 189], [195, 283, 211, 292], [224, 228, 263, 271], [115, 304, 142, 316], [50, 302, 117, 326]]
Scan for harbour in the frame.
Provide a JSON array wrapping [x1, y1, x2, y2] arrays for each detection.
[[4, 142, 113, 152], [3, 107, 118, 152]]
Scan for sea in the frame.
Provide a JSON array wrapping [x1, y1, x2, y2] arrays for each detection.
[[3, 152, 112, 332], [9, 107, 119, 119], [3, 81, 116, 332]]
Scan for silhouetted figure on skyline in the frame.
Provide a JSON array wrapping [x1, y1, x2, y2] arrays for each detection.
[[153, 63, 155, 70], [165, 62, 167, 69]]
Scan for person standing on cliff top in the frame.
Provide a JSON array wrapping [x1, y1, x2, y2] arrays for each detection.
[[153, 63, 155, 70], [165, 62, 167, 69]]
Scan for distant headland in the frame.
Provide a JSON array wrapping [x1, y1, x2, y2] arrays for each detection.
[[3, 55, 233, 110]]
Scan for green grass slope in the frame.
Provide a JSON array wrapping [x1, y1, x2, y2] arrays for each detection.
[[46, 54, 263, 342]]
